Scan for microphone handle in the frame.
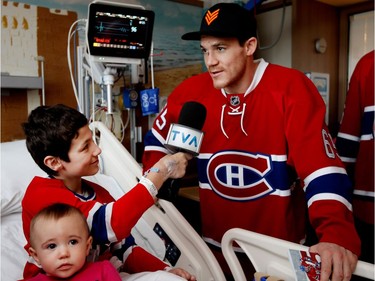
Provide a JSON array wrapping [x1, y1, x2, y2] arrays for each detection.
[[156, 157, 198, 202]]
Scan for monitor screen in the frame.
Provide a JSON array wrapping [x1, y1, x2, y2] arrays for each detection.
[[87, 2, 155, 60]]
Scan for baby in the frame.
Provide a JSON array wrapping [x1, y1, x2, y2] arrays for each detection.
[[28, 203, 122, 280]]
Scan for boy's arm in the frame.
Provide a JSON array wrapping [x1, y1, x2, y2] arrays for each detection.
[[122, 245, 168, 273]]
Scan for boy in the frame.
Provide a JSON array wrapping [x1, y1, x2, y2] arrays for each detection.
[[22, 104, 195, 281]]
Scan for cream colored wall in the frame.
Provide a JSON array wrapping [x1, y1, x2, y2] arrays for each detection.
[[2, 2, 40, 114], [1, 2, 38, 76], [348, 10, 374, 79], [255, 5, 292, 67]]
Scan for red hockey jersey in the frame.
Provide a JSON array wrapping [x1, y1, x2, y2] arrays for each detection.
[[336, 50, 374, 225], [143, 59, 360, 256]]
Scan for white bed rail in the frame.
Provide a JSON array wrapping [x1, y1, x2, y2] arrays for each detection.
[[90, 121, 225, 281], [222, 228, 375, 281]]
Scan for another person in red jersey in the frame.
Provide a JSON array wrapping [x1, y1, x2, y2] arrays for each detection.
[[336, 50, 374, 265]]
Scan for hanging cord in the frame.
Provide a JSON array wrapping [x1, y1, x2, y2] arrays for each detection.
[[150, 41, 155, 89], [256, 0, 287, 50], [67, 18, 87, 113]]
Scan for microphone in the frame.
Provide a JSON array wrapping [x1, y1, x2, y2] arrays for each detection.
[[165, 101, 206, 156]]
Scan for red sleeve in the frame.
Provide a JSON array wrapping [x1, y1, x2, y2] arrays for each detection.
[[309, 201, 360, 255], [23, 177, 155, 243], [338, 51, 374, 142], [270, 67, 360, 255], [142, 76, 196, 172], [122, 246, 168, 273], [110, 185, 154, 238]]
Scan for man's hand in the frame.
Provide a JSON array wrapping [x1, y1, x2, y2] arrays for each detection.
[[309, 242, 358, 281]]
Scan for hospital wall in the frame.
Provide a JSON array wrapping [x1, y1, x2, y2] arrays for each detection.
[[1, 0, 373, 142], [1, 1, 78, 142]]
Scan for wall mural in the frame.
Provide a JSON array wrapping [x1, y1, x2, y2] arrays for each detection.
[[9, 0, 205, 95]]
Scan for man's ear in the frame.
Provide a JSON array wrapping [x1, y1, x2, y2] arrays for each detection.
[[44, 156, 62, 172], [245, 37, 257, 56], [28, 247, 41, 265]]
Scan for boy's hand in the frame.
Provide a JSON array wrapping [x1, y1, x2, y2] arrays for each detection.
[[155, 152, 193, 181], [167, 267, 197, 281], [145, 152, 192, 190]]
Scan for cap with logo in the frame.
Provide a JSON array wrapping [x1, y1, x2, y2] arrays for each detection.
[[181, 2, 257, 41]]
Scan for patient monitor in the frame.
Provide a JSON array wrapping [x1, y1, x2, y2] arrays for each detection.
[[80, 1, 154, 114], [86, 1, 154, 65]]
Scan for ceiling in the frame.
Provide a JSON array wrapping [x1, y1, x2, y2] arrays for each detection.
[[317, 0, 371, 7]]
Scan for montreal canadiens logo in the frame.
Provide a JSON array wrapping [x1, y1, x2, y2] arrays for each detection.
[[207, 151, 274, 201]]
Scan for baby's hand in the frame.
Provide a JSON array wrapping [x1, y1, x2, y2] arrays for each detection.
[[167, 267, 197, 281]]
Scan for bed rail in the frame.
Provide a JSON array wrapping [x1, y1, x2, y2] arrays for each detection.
[[90, 121, 225, 281]]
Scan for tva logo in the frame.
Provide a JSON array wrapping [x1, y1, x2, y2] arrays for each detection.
[[170, 130, 198, 147], [165, 124, 204, 155]]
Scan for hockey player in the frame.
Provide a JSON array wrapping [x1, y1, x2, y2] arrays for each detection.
[[336, 50, 374, 265], [142, 3, 360, 281]]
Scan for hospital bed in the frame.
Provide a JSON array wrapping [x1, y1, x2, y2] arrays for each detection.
[[0, 121, 225, 281], [2, 121, 374, 281], [222, 228, 375, 281]]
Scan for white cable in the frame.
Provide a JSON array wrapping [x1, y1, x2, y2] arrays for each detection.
[[150, 41, 155, 89], [119, 115, 126, 142], [120, 108, 130, 142], [257, 2, 286, 50], [67, 18, 86, 113], [34, 56, 45, 105]]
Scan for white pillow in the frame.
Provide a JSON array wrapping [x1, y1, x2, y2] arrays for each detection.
[[0, 140, 124, 216], [1, 140, 46, 216]]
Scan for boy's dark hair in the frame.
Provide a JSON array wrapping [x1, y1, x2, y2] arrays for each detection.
[[22, 104, 88, 176]]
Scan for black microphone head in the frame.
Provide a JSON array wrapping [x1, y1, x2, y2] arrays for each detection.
[[178, 101, 207, 130]]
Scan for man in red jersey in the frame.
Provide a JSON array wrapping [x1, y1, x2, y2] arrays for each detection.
[[336, 50, 374, 265], [143, 3, 360, 281]]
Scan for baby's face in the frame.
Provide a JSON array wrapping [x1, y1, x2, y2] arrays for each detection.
[[30, 213, 92, 278]]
